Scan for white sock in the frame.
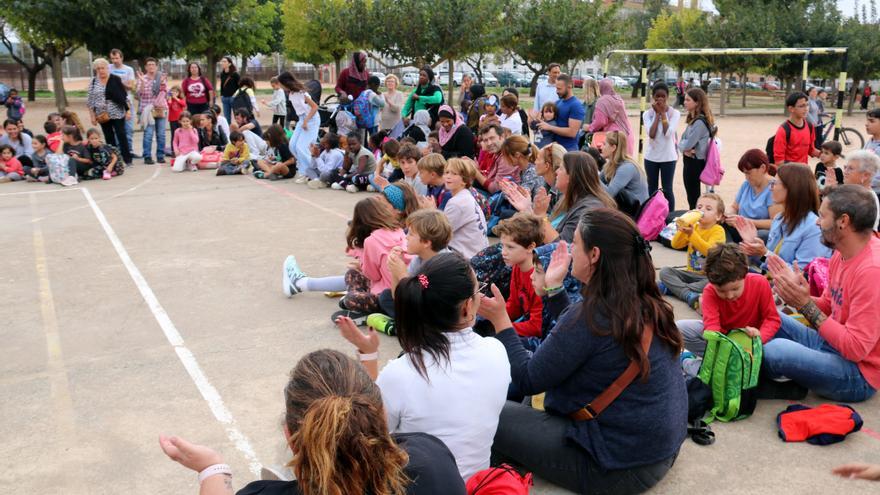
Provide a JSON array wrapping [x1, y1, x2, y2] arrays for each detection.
[[299, 275, 346, 292]]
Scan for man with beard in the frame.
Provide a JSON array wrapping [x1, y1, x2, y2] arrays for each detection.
[[536, 74, 584, 151], [763, 185, 880, 403]]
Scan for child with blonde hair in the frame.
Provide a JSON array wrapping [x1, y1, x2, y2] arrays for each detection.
[[443, 158, 489, 258]]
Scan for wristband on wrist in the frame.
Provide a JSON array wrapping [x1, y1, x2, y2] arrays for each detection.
[[543, 285, 564, 294], [198, 464, 232, 484], [357, 351, 378, 361]]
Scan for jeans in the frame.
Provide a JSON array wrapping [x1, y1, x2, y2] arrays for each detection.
[[124, 109, 134, 156], [644, 159, 676, 210], [101, 118, 132, 164], [682, 155, 706, 210], [763, 314, 877, 402], [659, 267, 707, 302], [290, 113, 321, 176], [492, 401, 678, 494], [221, 95, 234, 124], [142, 117, 166, 161], [676, 319, 708, 356]]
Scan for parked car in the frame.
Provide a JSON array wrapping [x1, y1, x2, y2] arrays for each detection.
[[439, 71, 465, 86], [609, 76, 628, 87], [572, 76, 584, 88], [745, 82, 761, 90], [372, 72, 387, 85], [762, 81, 780, 91], [622, 75, 639, 87], [494, 71, 522, 88], [482, 73, 499, 87], [402, 72, 419, 86]]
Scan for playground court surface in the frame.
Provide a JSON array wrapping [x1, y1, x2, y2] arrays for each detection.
[[2, 109, 879, 494]]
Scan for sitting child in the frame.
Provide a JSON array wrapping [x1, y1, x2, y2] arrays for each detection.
[[398, 142, 427, 195], [0, 144, 23, 182], [427, 131, 442, 155], [25, 135, 51, 182], [282, 196, 409, 321], [217, 131, 251, 175], [44, 121, 62, 153], [417, 152, 447, 206], [675, 243, 780, 357], [369, 209, 454, 332], [61, 125, 92, 181], [255, 125, 295, 180], [371, 138, 402, 189], [659, 192, 726, 310], [306, 132, 345, 189], [331, 131, 377, 193], [815, 140, 843, 192], [172, 112, 202, 172], [86, 128, 122, 180], [443, 157, 489, 258]]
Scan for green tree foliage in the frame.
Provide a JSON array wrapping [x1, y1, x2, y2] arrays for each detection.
[[645, 8, 712, 74], [839, 14, 880, 113], [283, 0, 354, 77], [619, 0, 670, 97], [505, 0, 621, 96]]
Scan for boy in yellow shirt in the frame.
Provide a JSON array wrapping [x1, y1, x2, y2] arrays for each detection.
[[220, 130, 251, 174], [659, 192, 727, 310]]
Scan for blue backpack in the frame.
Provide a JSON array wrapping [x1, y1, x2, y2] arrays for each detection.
[[352, 90, 375, 129]]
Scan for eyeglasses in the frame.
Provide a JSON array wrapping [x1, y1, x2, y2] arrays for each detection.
[[475, 281, 489, 297]]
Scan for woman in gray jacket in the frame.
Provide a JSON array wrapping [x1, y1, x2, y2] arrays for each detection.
[[678, 88, 715, 209]]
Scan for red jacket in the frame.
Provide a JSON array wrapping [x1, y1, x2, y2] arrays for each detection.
[[773, 120, 815, 165], [701, 273, 780, 343], [0, 156, 23, 175], [506, 265, 544, 338], [168, 97, 186, 122]]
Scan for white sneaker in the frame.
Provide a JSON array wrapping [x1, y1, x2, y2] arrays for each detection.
[[60, 176, 78, 187], [308, 179, 327, 189], [346, 184, 359, 193], [293, 173, 303, 180], [282, 255, 307, 297], [366, 185, 376, 192], [330, 182, 344, 190], [295, 175, 309, 184]]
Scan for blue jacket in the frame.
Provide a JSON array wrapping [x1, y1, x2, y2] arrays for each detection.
[[764, 212, 832, 269], [495, 292, 687, 470]]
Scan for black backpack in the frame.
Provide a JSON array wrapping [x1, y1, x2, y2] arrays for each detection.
[[232, 88, 253, 114], [766, 121, 814, 164]]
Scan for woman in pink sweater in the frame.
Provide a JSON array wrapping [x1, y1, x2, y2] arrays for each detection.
[[281, 196, 409, 321], [172, 112, 202, 172], [589, 79, 634, 155]]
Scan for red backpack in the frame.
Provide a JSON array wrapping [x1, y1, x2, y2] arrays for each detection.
[[466, 464, 532, 494]]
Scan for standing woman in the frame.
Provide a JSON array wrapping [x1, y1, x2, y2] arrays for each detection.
[[581, 78, 600, 127], [87, 58, 132, 166], [380, 74, 404, 135], [278, 71, 319, 180], [335, 51, 370, 103], [182, 62, 214, 115], [589, 78, 634, 154], [643, 82, 681, 209], [458, 74, 473, 116], [478, 208, 687, 494], [218, 56, 240, 124], [678, 87, 715, 209], [401, 66, 444, 126]]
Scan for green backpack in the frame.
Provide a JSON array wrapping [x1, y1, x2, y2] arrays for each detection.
[[697, 329, 762, 423]]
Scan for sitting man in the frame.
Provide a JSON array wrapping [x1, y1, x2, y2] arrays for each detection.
[[763, 185, 880, 402]]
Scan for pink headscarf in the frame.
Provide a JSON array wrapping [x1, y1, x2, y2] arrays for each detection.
[[346, 51, 369, 82], [438, 104, 464, 146], [595, 78, 634, 152]]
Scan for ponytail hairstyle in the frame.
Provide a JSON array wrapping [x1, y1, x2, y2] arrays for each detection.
[[603, 130, 641, 183], [551, 151, 615, 219], [278, 71, 305, 93], [394, 252, 478, 379], [576, 209, 682, 379], [500, 135, 538, 168], [285, 349, 409, 495], [346, 196, 400, 249]]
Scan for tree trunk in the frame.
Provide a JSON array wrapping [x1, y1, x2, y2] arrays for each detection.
[[26, 69, 38, 102], [49, 50, 67, 111], [631, 74, 641, 98], [447, 59, 455, 104], [719, 72, 726, 117], [529, 73, 540, 97], [740, 71, 747, 108], [334, 56, 342, 82], [313, 64, 321, 80], [240, 55, 249, 78], [205, 48, 218, 91], [847, 77, 861, 116]]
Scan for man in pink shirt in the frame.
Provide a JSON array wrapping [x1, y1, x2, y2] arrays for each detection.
[[765, 185, 880, 402]]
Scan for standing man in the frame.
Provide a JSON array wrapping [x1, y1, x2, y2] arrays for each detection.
[[536, 74, 585, 152], [772, 92, 820, 165], [136, 58, 168, 165], [531, 63, 560, 120], [109, 49, 138, 159]]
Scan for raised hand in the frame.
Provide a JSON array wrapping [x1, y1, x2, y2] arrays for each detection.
[[477, 284, 513, 332], [502, 180, 533, 212], [544, 241, 571, 289], [387, 247, 408, 281], [336, 315, 379, 353], [735, 215, 758, 243], [533, 187, 551, 216]]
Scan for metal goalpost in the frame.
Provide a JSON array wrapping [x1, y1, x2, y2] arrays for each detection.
[[602, 47, 849, 164]]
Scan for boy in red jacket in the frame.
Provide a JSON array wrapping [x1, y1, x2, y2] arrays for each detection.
[[773, 91, 820, 165], [676, 243, 780, 356], [493, 212, 545, 340]]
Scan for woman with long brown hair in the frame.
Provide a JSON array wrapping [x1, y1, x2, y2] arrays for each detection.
[[679, 87, 716, 209], [160, 349, 464, 495], [599, 130, 648, 217], [478, 208, 687, 494]]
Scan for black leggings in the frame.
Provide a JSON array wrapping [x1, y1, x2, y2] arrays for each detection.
[[100, 118, 132, 164], [682, 155, 706, 210]]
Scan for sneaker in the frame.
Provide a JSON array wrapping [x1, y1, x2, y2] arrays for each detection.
[[241, 163, 252, 175], [657, 281, 669, 295], [102, 170, 111, 180], [143, 157, 155, 165], [308, 179, 327, 189], [345, 184, 359, 193], [366, 184, 376, 192], [60, 176, 78, 187], [282, 255, 306, 298], [330, 182, 344, 190], [268, 173, 282, 181], [367, 313, 396, 336], [0, 176, 10, 183], [157, 158, 166, 164], [331, 309, 369, 326], [686, 292, 702, 313], [294, 175, 309, 184], [253, 170, 266, 179], [25, 175, 39, 182], [38, 176, 49, 183], [131, 153, 142, 159]]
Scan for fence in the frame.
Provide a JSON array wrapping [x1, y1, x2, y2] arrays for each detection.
[[0, 62, 49, 92]]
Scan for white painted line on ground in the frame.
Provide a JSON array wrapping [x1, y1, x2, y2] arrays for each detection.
[[80, 187, 262, 476], [0, 187, 80, 197], [248, 177, 349, 220]]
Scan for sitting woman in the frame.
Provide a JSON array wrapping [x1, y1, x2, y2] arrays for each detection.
[[736, 162, 832, 271], [338, 252, 510, 481], [198, 112, 228, 150], [478, 208, 687, 494], [438, 105, 475, 160], [255, 124, 296, 180], [160, 349, 465, 494], [400, 109, 431, 148], [599, 130, 648, 217], [724, 149, 781, 243]]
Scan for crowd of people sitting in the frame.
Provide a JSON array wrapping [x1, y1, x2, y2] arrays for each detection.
[[4, 49, 880, 494]]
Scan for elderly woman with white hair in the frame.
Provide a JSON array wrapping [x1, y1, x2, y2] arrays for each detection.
[[843, 150, 880, 230], [87, 57, 132, 166]]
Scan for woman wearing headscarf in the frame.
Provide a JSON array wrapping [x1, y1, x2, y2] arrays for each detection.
[[402, 65, 444, 126], [335, 51, 370, 102], [401, 109, 431, 147], [438, 105, 475, 159], [589, 78, 634, 154]]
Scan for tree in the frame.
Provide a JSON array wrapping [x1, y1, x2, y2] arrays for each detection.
[[239, 0, 284, 77], [0, 24, 49, 102], [505, 0, 621, 96], [283, 0, 354, 77], [645, 8, 713, 76], [186, 0, 278, 88], [839, 12, 880, 114], [618, 0, 669, 97]]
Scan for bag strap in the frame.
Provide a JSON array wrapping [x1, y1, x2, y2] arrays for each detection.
[[570, 325, 654, 421]]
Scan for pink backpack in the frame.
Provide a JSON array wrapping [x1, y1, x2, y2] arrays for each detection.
[[805, 257, 830, 297], [700, 136, 724, 186], [636, 190, 670, 241]]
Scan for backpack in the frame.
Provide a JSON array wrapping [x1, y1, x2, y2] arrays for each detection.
[[635, 190, 670, 241], [351, 90, 376, 129], [47, 153, 73, 185], [765, 121, 814, 164], [699, 126, 724, 186], [466, 464, 532, 494], [232, 88, 253, 115], [698, 329, 762, 423]]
